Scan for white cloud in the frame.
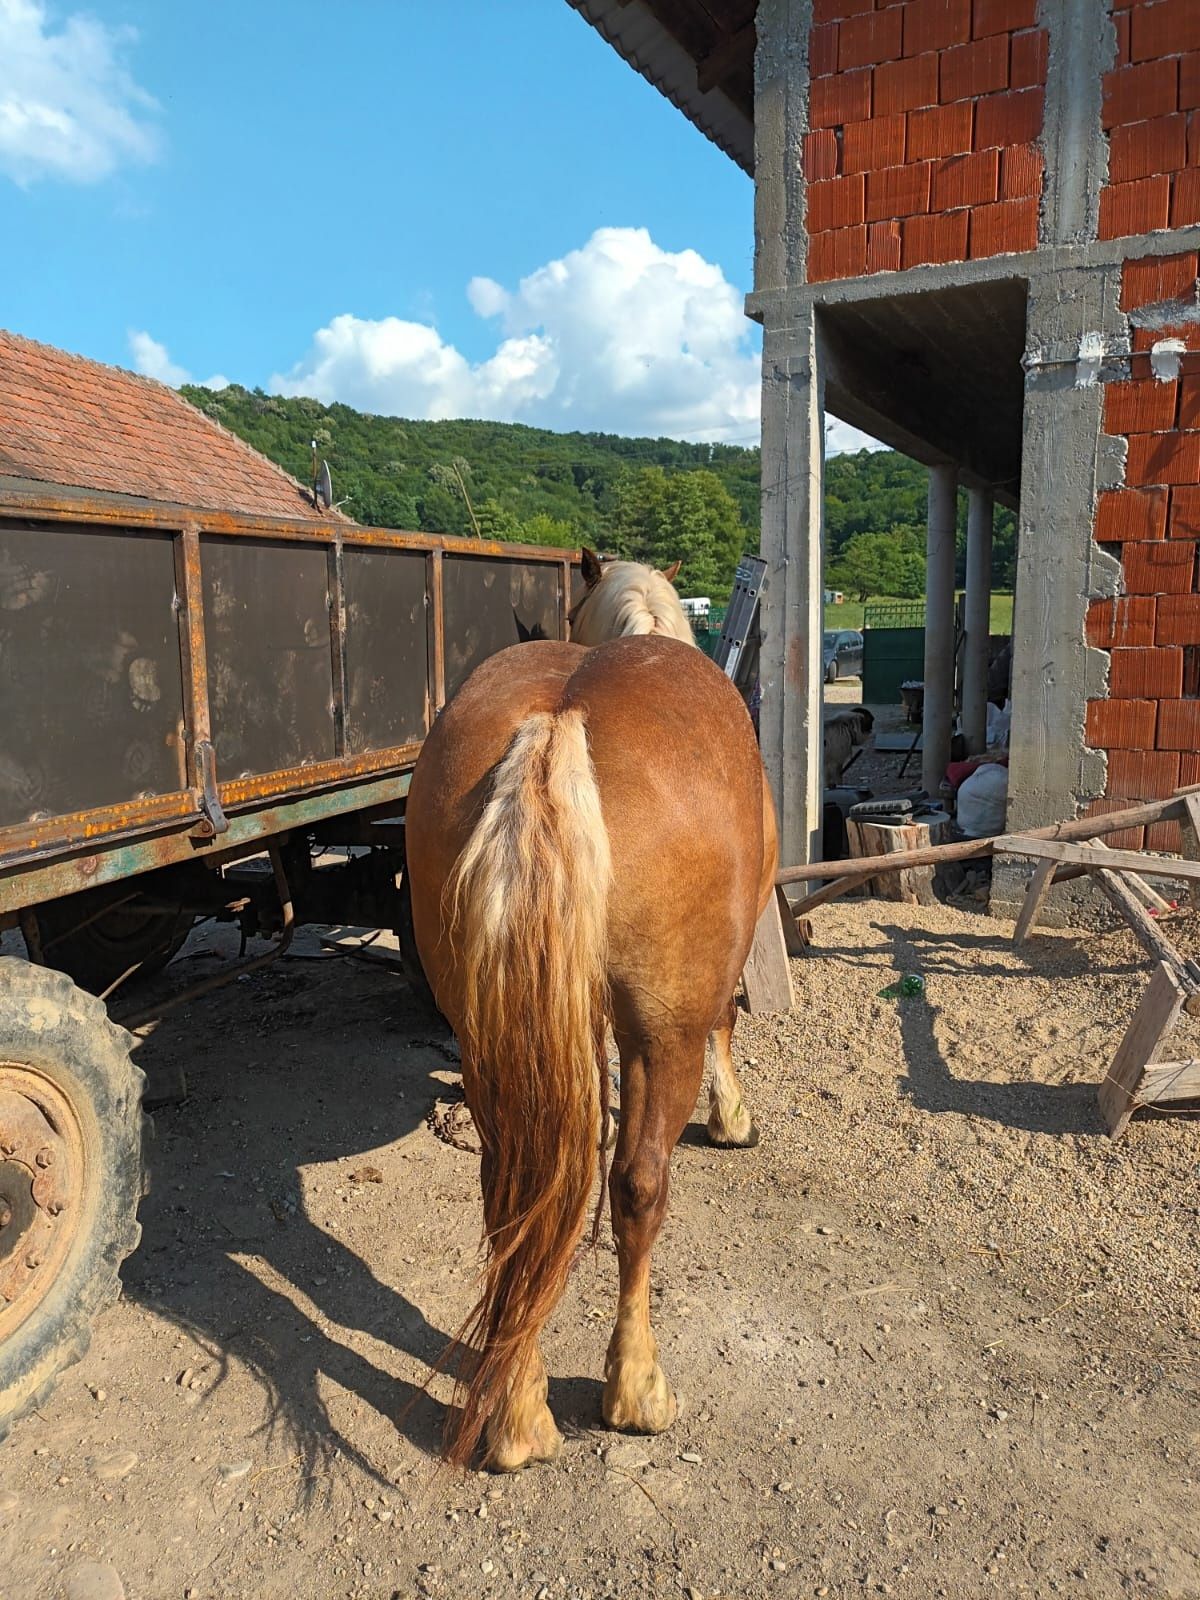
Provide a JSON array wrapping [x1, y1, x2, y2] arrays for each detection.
[[128, 329, 228, 391], [271, 227, 764, 444], [0, 0, 160, 185], [826, 418, 885, 455]]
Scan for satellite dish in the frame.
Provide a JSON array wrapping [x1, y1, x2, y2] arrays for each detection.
[[313, 457, 333, 511]]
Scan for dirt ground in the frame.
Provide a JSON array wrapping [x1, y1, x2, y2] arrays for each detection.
[[1, 885, 1198, 1600]]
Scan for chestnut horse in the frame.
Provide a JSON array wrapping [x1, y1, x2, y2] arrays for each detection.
[[405, 562, 776, 1471]]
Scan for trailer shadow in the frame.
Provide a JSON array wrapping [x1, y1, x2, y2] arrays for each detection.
[[873, 922, 1107, 1136], [120, 942, 465, 1485]]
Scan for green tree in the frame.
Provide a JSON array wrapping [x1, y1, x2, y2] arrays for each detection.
[[829, 528, 925, 602], [612, 466, 746, 597]]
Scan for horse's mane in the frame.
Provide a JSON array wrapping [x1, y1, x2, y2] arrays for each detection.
[[572, 561, 696, 647]]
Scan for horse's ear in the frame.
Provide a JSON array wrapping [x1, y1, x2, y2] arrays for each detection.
[[660, 560, 682, 584], [581, 547, 603, 588]]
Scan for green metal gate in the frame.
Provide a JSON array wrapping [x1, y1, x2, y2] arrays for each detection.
[[862, 624, 925, 704]]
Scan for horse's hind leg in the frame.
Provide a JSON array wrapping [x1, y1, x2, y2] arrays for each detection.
[[707, 995, 759, 1148], [604, 1032, 704, 1433]]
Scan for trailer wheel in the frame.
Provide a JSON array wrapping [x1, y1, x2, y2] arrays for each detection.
[[0, 958, 147, 1442], [34, 895, 194, 996]]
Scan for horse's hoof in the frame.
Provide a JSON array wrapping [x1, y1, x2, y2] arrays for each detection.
[[706, 1115, 760, 1149], [485, 1407, 563, 1473], [602, 1365, 678, 1435]]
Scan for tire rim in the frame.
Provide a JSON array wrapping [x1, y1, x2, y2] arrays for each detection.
[[0, 1063, 87, 1341]]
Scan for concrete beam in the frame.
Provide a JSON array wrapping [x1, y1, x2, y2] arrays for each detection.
[[758, 306, 825, 870], [962, 488, 994, 756], [922, 464, 958, 796]]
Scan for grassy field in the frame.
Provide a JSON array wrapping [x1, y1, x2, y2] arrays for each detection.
[[824, 592, 1014, 633]]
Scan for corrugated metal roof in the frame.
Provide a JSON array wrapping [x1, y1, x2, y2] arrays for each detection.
[[567, 0, 754, 174]]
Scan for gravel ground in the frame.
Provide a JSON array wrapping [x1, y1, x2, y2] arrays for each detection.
[[0, 896, 1197, 1600]]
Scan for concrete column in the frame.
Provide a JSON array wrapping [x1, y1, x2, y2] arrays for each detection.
[[922, 464, 958, 796], [962, 488, 994, 756], [758, 306, 825, 870]]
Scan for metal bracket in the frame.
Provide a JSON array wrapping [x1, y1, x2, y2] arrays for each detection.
[[193, 740, 229, 838]]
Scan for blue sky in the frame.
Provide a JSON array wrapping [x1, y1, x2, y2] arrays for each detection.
[[0, 0, 872, 447]]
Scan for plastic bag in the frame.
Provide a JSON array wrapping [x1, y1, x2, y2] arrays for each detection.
[[956, 762, 1009, 838]]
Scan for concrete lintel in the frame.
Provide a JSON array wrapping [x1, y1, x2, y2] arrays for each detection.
[[745, 226, 1200, 324]]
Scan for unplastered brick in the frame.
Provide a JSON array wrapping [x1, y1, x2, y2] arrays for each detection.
[[811, 69, 872, 128], [969, 196, 1038, 257], [1009, 28, 1048, 89], [842, 113, 906, 173], [1171, 484, 1200, 537], [1108, 115, 1189, 187], [1106, 747, 1182, 799], [811, 22, 840, 78], [1131, 0, 1200, 67], [1159, 698, 1200, 748], [1086, 595, 1158, 648], [1084, 697, 1158, 750], [808, 225, 868, 282], [808, 174, 867, 232], [973, 0, 1037, 36], [1174, 170, 1200, 228], [931, 148, 1000, 209], [874, 51, 940, 116], [1108, 646, 1184, 698], [1096, 486, 1169, 541], [907, 101, 974, 160], [902, 208, 969, 267], [1125, 431, 1200, 487], [1121, 537, 1197, 594], [1156, 593, 1200, 644], [1000, 142, 1043, 199], [839, 7, 903, 70], [1182, 51, 1200, 111], [866, 219, 902, 273], [803, 129, 840, 181], [940, 34, 1010, 103], [974, 88, 1044, 149], [1146, 817, 1184, 852], [1103, 378, 1179, 435], [812, 0, 873, 22], [903, 0, 971, 57], [1179, 375, 1200, 431], [1100, 176, 1172, 239], [866, 161, 932, 220], [1102, 60, 1178, 130], [1120, 251, 1199, 310]]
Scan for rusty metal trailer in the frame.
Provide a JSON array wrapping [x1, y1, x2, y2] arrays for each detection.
[[0, 486, 576, 1437]]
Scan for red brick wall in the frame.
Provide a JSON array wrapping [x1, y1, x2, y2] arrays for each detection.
[[1101, 0, 1200, 238], [804, 0, 1047, 283], [1087, 251, 1200, 850]]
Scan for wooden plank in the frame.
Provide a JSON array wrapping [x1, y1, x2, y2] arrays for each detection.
[[776, 785, 1200, 887], [1012, 857, 1056, 944], [995, 836, 1200, 883], [1094, 869, 1200, 1014], [741, 893, 795, 1015], [1100, 962, 1185, 1138], [793, 872, 860, 917], [1091, 837, 1171, 912], [775, 884, 810, 957], [1137, 1058, 1200, 1104]]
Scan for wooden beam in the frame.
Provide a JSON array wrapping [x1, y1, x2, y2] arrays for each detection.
[[741, 893, 795, 1014], [1100, 962, 1185, 1138], [1094, 870, 1200, 1016], [775, 785, 1200, 887], [997, 836, 1200, 884], [1012, 857, 1056, 944], [696, 19, 755, 93]]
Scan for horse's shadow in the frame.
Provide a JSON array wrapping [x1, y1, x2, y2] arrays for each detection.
[[120, 949, 462, 1486], [867, 921, 1106, 1135]]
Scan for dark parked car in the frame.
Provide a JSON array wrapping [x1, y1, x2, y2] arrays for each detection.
[[823, 628, 863, 683]]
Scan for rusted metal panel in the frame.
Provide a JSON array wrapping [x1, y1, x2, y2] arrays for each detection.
[[0, 771, 413, 916], [342, 546, 428, 753], [442, 556, 561, 701], [201, 535, 336, 777], [0, 524, 187, 830]]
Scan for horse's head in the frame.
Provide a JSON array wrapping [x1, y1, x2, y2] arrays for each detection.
[[568, 549, 693, 647]]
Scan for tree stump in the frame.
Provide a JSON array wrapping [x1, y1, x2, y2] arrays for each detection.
[[845, 815, 949, 905]]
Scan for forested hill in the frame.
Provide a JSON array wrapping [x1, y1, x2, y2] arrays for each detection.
[[183, 385, 1013, 600]]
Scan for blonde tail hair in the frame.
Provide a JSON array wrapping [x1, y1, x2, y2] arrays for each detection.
[[443, 708, 611, 1467]]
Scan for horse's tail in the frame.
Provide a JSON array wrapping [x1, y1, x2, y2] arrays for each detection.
[[443, 708, 611, 1468]]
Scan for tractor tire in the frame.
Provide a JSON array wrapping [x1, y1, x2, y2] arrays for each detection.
[[34, 895, 193, 997], [0, 958, 147, 1443]]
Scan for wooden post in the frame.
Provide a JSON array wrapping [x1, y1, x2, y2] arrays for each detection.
[[1100, 962, 1186, 1138]]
